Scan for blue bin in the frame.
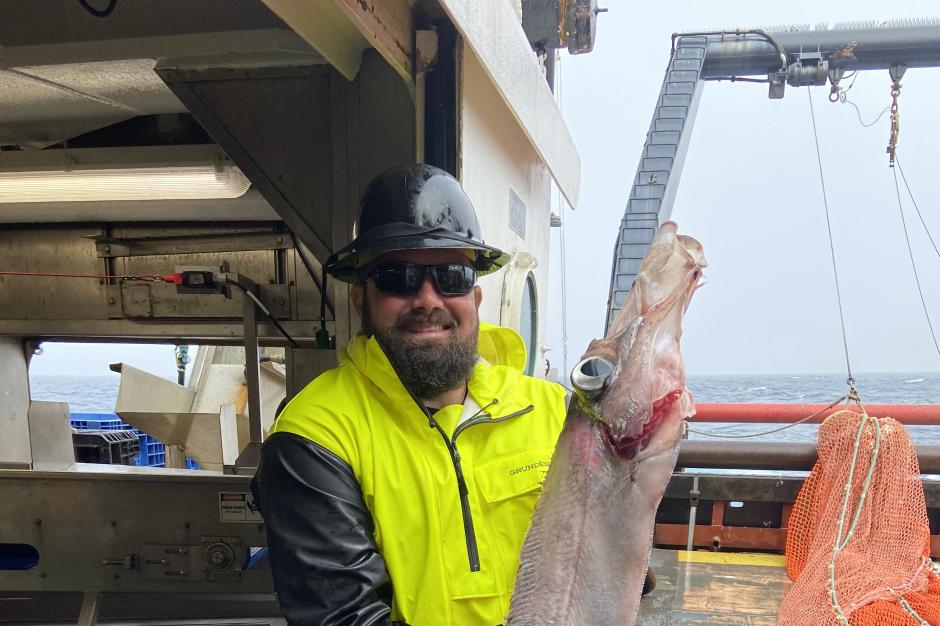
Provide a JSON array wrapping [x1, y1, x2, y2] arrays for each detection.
[[69, 412, 132, 431], [70, 412, 198, 470], [135, 433, 166, 467]]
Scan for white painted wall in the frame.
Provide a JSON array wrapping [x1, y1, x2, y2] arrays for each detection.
[[459, 45, 553, 378]]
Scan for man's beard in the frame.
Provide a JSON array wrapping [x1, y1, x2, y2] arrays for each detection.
[[362, 299, 478, 401]]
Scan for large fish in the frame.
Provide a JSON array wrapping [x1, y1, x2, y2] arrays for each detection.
[[509, 221, 706, 626]]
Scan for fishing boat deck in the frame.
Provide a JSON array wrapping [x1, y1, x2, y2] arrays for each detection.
[[638, 549, 790, 625]]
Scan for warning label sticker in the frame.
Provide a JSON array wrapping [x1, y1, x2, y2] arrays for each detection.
[[219, 492, 263, 523]]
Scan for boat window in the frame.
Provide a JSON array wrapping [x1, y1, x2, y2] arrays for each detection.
[[520, 273, 538, 376]]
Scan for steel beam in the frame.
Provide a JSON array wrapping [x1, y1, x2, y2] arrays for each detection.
[[0, 320, 325, 344], [698, 19, 940, 79], [94, 230, 292, 258], [332, 0, 414, 82], [257, 0, 366, 81], [261, 0, 414, 82]]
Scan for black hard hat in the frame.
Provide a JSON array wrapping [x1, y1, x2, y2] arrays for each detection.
[[326, 164, 510, 283]]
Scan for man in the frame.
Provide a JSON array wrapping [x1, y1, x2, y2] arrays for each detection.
[[252, 164, 568, 626]]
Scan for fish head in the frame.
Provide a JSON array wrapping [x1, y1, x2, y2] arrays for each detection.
[[570, 222, 705, 461]]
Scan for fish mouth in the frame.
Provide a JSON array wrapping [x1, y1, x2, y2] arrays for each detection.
[[599, 390, 681, 461]]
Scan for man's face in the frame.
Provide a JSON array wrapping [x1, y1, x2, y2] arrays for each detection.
[[352, 248, 483, 399]]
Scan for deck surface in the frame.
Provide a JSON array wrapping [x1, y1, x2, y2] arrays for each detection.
[[637, 549, 791, 625]]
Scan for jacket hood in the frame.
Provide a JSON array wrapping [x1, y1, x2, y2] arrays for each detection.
[[477, 322, 527, 371]]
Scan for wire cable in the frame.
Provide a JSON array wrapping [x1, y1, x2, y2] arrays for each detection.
[[686, 395, 847, 439], [833, 71, 891, 128], [896, 155, 940, 261], [807, 88, 856, 387], [226, 279, 300, 348], [707, 76, 773, 84], [892, 166, 940, 359], [556, 51, 570, 380], [842, 98, 891, 128], [78, 0, 116, 18], [290, 232, 335, 319], [0, 270, 163, 282]]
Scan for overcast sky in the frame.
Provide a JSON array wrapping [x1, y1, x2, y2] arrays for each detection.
[[546, 1, 940, 377], [29, 1, 940, 380]]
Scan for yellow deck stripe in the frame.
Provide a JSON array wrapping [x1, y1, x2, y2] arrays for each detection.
[[676, 550, 786, 567]]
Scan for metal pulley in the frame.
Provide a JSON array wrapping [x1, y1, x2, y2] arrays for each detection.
[[787, 53, 829, 87], [521, 0, 607, 55]]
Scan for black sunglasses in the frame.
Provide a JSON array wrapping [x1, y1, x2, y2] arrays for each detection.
[[367, 261, 477, 297]]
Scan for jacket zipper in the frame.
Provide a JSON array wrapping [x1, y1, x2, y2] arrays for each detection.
[[425, 403, 535, 572]]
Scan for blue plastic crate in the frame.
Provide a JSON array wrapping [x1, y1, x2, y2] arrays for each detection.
[[135, 433, 166, 467], [71, 413, 198, 470], [70, 412, 132, 431]]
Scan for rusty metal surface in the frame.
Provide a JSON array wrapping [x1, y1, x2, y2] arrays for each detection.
[[638, 549, 788, 625]]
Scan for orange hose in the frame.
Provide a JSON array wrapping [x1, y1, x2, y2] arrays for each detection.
[[692, 403, 940, 425]]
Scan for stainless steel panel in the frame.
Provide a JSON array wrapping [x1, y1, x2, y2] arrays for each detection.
[[0, 338, 31, 466], [95, 232, 293, 258], [27, 401, 75, 471], [0, 226, 108, 321], [117, 284, 291, 320], [0, 469, 271, 594], [0, 320, 327, 343]]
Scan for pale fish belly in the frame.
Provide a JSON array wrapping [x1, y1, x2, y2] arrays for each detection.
[[508, 410, 683, 626]]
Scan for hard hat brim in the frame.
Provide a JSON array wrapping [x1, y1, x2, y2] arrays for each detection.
[[326, 225, 510, 283]]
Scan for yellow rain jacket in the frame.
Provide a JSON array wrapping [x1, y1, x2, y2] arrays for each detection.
[[258, 323, 567, 626]]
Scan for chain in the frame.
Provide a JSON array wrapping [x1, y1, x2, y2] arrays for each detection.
[[887, 79, 902, 167]]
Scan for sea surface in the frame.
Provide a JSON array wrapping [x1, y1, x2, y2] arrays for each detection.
[[29, 371, 940, 443]]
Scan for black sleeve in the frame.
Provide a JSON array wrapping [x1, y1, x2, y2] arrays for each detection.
[[251, 432, 406, 626]]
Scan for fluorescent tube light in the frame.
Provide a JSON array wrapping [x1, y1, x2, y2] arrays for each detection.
[[0, 145, 251, 203]]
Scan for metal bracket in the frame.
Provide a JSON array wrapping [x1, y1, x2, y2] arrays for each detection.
[[94, 230, 292, 258], [117, 282, 290, 319], [416, 29, 439, 73], [77, 590, 101, 626], [889, 64, 907, 82]]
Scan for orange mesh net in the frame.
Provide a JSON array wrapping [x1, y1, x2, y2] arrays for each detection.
[[779, 409, 940, 626]]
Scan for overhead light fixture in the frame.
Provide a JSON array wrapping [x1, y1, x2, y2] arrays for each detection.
[[0, 145, 251, 203]]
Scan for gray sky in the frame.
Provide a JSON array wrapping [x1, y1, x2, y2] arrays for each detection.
[[547, 1, 940, 377], [29, 342, 185, 380], [30, 1, 940, 380]]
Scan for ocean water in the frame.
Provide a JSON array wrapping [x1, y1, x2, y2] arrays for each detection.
[[685, 371, 940, 444], [31, 373, 127, 413], [29, 371, 940, 442]]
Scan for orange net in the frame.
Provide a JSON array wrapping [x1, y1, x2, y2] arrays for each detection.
[[779, 409, 940, 626]]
